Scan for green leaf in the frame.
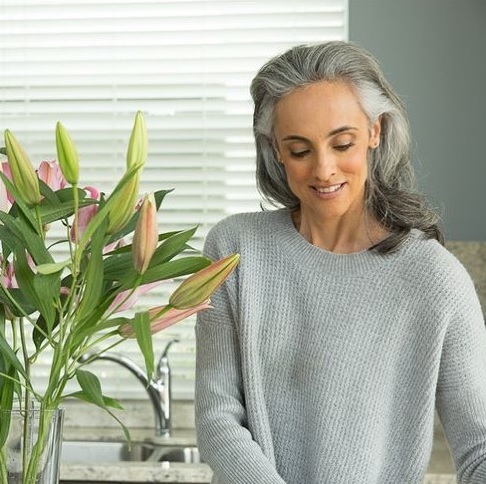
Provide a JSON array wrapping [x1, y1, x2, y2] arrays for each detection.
[[69, 295, 116, 347], [14, 247, 60, 331], [0, 210, 54, 265], [38, 198, 95, 225], [133, 311, 154, 380], [38, 179, 61, 205], [139, 256, 211, 287], [74, 369, 131, 442], [0, 364, 16, 448], [75, 369, 106, 408], [115, 256, 210, 291], [150, 226, 198, 266], [68, 391, 124, 410], [36, 259, 71, 275], [0, 146, 6, 156], [75, 217, 108, 321], [0, 287, 37, 317], [0, 333, 26, 379]]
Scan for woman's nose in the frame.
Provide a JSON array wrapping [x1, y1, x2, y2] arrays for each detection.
[[312, 151, 336, 180]]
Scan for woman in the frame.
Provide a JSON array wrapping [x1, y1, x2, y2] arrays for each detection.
[[195, 41, 486, 483]]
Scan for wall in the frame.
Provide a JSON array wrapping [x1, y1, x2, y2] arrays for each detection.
[[349, 0, 486, 240]]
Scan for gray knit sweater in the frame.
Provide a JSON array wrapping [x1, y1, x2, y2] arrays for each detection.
[[195, 209, 486, 484]]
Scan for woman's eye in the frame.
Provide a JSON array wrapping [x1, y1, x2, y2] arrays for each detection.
[[334, 143, 353, 152], [290, 150, 310, 158]]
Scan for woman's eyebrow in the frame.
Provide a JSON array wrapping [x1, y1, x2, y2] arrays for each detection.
[[280, 126, 358, 142]]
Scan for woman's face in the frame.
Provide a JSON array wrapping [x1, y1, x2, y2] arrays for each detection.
[[273, 81, 380, 223]]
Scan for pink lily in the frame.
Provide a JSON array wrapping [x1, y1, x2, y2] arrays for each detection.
[[37, 160, 67, 191], [1, 162, 14, 205], [118, 300, 212, 338], [0, 162, 11, 212], [1, 260, 18, 288], [70, 186, 100, 243], [107, 281, 163, 314]]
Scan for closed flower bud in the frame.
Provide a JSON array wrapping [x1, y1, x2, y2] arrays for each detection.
[[169, 253, 240, 309], [106, 175, 139, 234], [55, 122, 79, 184], [4, 130, 41, 206], [119, 300, 212, 338], [126, 111, 148, 169], [132, 193, 158, 274]]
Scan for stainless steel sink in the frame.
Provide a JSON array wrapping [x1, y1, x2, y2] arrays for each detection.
[[61, 440, 203, 464]]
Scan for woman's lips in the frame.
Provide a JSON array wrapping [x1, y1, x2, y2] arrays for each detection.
[[311, 183, 345, 197]]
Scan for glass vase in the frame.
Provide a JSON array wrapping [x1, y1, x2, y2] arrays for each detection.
[[0, 407, 64, 484]]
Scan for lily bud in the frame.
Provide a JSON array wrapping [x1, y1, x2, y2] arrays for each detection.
[[126, 111, 148, 169], [55, 122, 79, 184], [132, 193, 158, 274], [106, 175, 139, 234], [119, 300, 212, 338], [169, 253, 240, 309], [4, 130, 41, 206]]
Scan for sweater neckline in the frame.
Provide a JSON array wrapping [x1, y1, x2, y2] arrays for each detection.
[[271, 209, 393, 277]]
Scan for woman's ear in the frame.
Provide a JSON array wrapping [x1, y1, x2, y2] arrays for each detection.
[[369, 116, 382, 149]]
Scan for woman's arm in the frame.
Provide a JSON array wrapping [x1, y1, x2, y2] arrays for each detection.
[[195, 221, 286, 484], [436, 274, 486, 483]]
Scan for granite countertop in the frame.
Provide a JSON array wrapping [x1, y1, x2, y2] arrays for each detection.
[[61, 427, 212, 483], [60, 427, 457, 484]]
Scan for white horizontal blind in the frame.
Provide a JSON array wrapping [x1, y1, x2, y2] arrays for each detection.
[[0, 0, 348, 400]]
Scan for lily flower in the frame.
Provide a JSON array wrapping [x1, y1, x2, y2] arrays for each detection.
[[55, 122, 79, 184], [132, 193, 158, 274], [1, 260, 18, 288], [107, 281, 163, 314], [4, 130, 41, 206], [37, 160, 68, 191], [70, 187, 100, 243], [0, 162, 11, 211], [118, 300, 212, 338], [169, 253, 240, 309]]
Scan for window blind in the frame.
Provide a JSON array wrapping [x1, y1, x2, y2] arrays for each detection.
[[0, 0, 348, 400]]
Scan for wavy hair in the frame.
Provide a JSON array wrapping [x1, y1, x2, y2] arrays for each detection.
[[250, 41, 443, 253]]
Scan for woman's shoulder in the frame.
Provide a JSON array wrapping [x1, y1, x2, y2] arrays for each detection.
[[401, 229, 476, 292], [203, 209, 287, 256], [207, 209, 285, 239]]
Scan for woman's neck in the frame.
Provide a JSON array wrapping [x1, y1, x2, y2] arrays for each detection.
[[291, 207, 389, 254]]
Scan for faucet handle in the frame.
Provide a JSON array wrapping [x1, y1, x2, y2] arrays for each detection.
[[156, 338, 179, 376]]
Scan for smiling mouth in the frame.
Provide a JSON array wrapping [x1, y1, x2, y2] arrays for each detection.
[[312, 183, 344, 194]]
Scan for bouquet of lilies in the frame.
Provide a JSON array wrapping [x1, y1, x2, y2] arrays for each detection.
[[0, 112, 239, 483]]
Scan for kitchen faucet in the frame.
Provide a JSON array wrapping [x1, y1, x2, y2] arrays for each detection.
[[80, 338, 179, 436]]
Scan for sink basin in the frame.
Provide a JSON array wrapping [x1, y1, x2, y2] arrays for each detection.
[[61, 440, 203, 464]]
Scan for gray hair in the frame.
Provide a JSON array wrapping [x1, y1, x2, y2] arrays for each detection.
[[250, 41, 443, 253]]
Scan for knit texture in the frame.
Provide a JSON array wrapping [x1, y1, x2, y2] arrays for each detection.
[[195, 209, 486, 484]]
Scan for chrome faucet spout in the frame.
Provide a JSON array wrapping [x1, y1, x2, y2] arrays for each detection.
[[80, 339, 179, 436]]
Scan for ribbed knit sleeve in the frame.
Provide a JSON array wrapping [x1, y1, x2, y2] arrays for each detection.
[[434, 258, 486, 483], [195, 215, 287, 484]]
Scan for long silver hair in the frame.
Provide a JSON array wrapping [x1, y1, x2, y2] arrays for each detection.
[[250, 41, 443, 253]]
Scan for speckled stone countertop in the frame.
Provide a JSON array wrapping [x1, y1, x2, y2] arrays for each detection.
[[59, 427, 457, 484], [61, 461, 212, 483]]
